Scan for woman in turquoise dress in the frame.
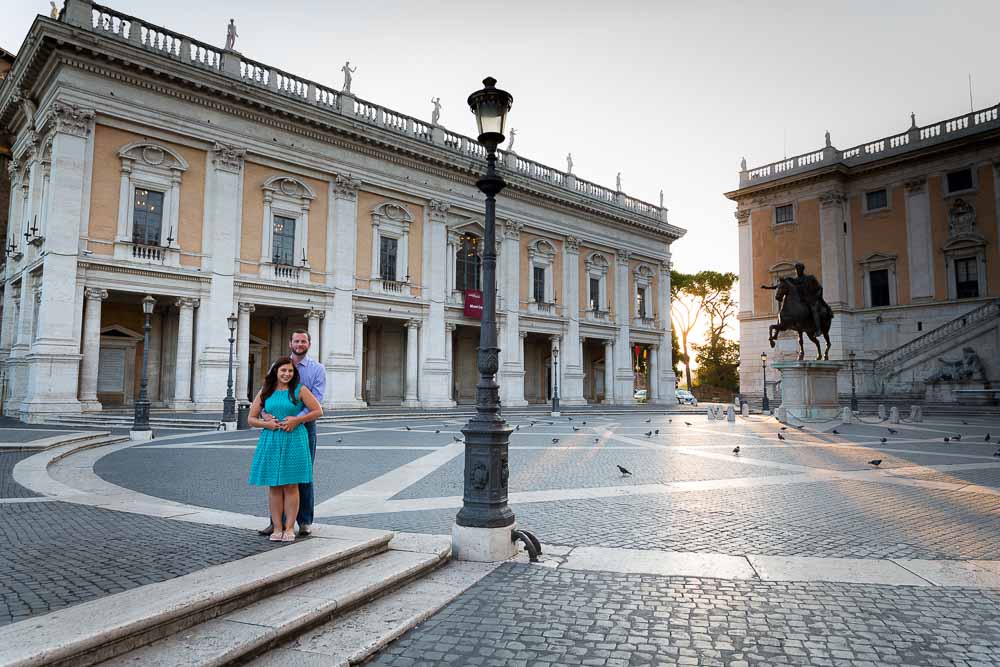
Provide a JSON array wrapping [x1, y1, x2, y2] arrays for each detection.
[[248, 356, 323, 542]]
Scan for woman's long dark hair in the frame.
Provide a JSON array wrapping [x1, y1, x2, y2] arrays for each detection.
[[260, 356, 300, 406]]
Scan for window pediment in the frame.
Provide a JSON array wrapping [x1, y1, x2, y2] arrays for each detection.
[[371, 201, 414, 225], [858, 252, 897, 268], [118, 142, 189, 172], [585, 252, 609, 274], [942, 233, 987, 253], [262, 175, 315, 202], [528, 238, 556, 261]]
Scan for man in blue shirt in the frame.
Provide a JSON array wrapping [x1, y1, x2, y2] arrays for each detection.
[[258, 328, 326, 536]]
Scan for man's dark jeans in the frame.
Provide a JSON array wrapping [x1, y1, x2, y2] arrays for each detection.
[[296, 421, 318, 526]]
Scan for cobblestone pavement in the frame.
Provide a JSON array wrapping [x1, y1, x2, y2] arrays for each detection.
[[370, 563, 1000, 667], [0, 452, 40, 498], [0, 501, 285, 626]]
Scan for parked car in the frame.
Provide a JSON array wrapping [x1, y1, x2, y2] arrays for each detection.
[[675, 389, 698, 405], [633, 389, 648, 403]]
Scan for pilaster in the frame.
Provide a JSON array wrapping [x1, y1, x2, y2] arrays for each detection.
[[904, 177, 934, 303], [419, 200, 453, 407], [499, 220, 526, 406], [560, 235, 585, 405], [237, 303, 255, 404], [613, 249, 634, 403], [79, 287, 107, 411], [402, 319, 421, 407]]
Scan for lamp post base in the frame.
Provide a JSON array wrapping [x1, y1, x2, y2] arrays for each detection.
[[452, 522, 518, 562], [220, 421, 238, 432], [129, 429, 154, 441]]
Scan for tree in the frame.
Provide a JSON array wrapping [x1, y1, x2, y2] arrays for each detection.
[[693, 332, 740, 391], [670, 270, 738, 390], [671, 329, 682, 379]]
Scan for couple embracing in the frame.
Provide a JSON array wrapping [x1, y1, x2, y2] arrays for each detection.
[[246, 329, 325, 542]]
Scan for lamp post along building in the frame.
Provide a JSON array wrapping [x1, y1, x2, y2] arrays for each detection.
[[0, 0, 682, 422], [728, 105, 1000, 402]]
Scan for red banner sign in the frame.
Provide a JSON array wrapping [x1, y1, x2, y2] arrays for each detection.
[[463, 290, 483, 319]]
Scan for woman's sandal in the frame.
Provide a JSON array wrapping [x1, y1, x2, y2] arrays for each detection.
[[281, 530, 296, 542], [269, 531, 283, 542]]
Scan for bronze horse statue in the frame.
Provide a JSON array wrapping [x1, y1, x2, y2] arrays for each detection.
[[767, 278, 833, 360]]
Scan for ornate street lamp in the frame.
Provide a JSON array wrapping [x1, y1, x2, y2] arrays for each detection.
[[551, 344, 560, 417], [454, 77, 517, 560], [848, 350, 858, 412], [760, 351, 770, 412], [130, 295, 156, 440], [223, 312, 238, 426]]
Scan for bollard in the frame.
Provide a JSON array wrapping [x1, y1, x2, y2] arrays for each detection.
[[237, 402, 251, 430], [741, 402, 750, 417], [889, 406, 900, 424], [910, 405, 923, 422], [841, 406, 852, 423], [726, 405, 736, 422], [775, 406, 786, 421], [877, 404, 887, 420], [706, 406, 715, 420]]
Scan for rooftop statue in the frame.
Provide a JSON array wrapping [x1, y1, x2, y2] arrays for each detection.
[[341, 61, 356, 93], [224, 19, 238, 50], [506, 128, 516, 152], [50, 1, 59, 19], [616, 172, 621, 191], [430, 97, 441, 126], [761, 262, 833, 360], [566, 153, 573, 174]]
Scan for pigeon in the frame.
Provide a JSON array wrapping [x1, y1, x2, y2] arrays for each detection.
[[582, 421, 587, 425], [645, 419, 652, 423], [777, 432, 785, 441], [993, 449, 1000, 457], [405, 425, 411, 431], [567, 417, 573, 421], [644, 431, 653, 437], [453, 436, 462, 442], [831, 429, 840, 435], [434, 429, 440, 434], [944, 437, 951, 442], [336, 438, 343, 443], [552, 438, 560, 443], [515, 425, 520, 431], [617, 464, 632, 476], [530, 421, 536, 426], [732, 446, 740, 455], [880, 437, 887, 443], [654, 429, 660, 435], [668, 419, 673, 423], [795, 425, 807, 431], [868, 459, 882, 466], [594, 438, 600, 443], [962, 420, 969, 425], [572, 426, 580, 432], [780, 426, 788, 431], [888, 428, 898, 435], [684, 421, 692, 427], [953, 434, 962, 441], [985, 433, 991, 442]]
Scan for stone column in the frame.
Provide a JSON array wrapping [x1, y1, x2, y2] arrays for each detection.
[[613, 250, 634, 404], [402, 319, 421, 407], [603, 339, 615, 404], [735, 210, 753, 318], [236, 303, 254, 404], [419, 200, 453, 407], [904, 177, 934, 303], [370, 218, 381, 283], [445, 322, 457, 405], [174, 297, 198, 407], [657, 258, 677, 403], [192, 142, 244, 408], [561, 236, 585, 404], [649, 343, 659, 402], [325, 175, 365, 407], [19, 102, 96, 421], [818, 191, 850, 362], [354, 314, 367, 403], [305, 308, 323, 354], [79, 287, 107, 410], [499, 221, 527, 406]]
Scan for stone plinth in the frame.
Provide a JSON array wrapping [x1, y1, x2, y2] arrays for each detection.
[[772, 361, 842, 422], [924, 381, 992, 404]]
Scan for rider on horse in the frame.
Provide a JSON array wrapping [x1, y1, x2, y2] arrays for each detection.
[[762, 262, 827, 333]]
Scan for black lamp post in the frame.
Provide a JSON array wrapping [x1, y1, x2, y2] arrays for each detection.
[[760, 351, 770, 412], [456, 77, 515, 532], [132, 295, 156, 436], [223, 312, 238, 424], [551, 344, 560, 416], [848, 350, 858, 412]]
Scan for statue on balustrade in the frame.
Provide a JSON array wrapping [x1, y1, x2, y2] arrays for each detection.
[[341, 61, 357, 93], [225, 19, 238, 50], [430, 97, 441, 126], [761, 262, 833, 360], [566, 153, 573, 174], [924, 347, 986, 384], [50, 1, 60, 19], [507, 128, 517, 151]]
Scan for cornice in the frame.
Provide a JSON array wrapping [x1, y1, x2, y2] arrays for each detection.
[[0, 22, 682, 241]]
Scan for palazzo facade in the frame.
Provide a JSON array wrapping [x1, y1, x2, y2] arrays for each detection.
[[0, 0, 683, 422], [728, 104, 1000, 401]]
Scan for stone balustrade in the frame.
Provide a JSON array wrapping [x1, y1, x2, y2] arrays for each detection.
[[75, 2, 667, 224], [740, 104, 1000, 188]]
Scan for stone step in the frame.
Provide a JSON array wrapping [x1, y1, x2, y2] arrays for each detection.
[[0, 430, 113, 451], [0, 528, 395, 667], [249, 556, 498, 667], [98, 534, 451, 667]]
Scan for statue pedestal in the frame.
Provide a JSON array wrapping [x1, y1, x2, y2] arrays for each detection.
[[772, 361, 842, 422]]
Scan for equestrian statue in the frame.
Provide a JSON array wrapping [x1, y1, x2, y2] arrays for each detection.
[[761, 262, 833, 360]]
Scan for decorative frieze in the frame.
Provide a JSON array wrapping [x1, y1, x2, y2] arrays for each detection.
[[211, 142, 246, 173]]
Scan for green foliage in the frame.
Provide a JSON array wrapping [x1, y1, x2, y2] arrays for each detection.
[[670, 270, 738, 390], [693, 333, 740, 391], [671, 329, 682, 377]]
